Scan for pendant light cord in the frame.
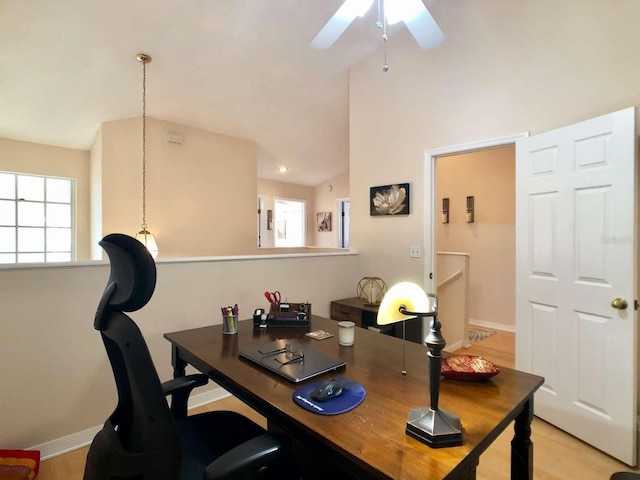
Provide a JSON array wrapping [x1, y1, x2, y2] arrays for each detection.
[[134, 53, 157, 256], [141, 56, 148, 231]]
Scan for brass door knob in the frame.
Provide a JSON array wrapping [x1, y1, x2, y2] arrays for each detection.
[[611, 298, 628, 310]]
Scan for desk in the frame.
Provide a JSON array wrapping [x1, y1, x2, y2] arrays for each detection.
[[165, 316, 543, 480]]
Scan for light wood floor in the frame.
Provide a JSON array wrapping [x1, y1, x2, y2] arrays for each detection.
[[38, 328, 638, 479]]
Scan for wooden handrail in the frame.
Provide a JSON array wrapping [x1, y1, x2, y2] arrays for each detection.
[[437, 269, 462, 289]]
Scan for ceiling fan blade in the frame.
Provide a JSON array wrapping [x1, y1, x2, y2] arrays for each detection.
[[310, 0, 375, 49], [403, 0, 444, 49]]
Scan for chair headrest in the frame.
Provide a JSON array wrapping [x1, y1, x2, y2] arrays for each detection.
[[95, 234, 157, 328]]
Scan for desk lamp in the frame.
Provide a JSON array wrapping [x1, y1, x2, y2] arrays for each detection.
[[377, 282, 463, 448]]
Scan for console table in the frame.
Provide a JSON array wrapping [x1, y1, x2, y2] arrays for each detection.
[[330, 297, 423, 344]]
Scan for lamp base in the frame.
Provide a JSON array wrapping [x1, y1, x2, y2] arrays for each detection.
[[406, 407, 463, 448]]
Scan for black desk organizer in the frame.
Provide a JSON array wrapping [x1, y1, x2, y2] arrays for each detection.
[[266, 302, 311, 327]]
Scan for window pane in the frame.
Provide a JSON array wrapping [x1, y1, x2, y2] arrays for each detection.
[[47, 228, 71, 252], [18, 227, 44, 252], [0, 173, 15, 199], [17, 175, 44, 201], [0, 200, 15, 225], [18, 201, 45, 226], [47, 252, 71, 262], [18, 253, 45, 263], [0, 227, 16, 251], [1, 173, 74, 263], [47, 178, 71, 203], [0, 253, 16, 264], [47, 203, 71, 227]]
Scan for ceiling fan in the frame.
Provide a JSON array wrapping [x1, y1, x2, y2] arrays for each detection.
[[310, 0, 444, 51]]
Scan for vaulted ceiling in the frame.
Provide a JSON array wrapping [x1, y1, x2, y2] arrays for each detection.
[[1, 0, 435, 185]]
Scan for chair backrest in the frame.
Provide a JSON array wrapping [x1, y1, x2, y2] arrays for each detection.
[[84, 234, 181, 480]]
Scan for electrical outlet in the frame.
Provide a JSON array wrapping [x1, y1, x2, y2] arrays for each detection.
[[409, 245, 422, 258]]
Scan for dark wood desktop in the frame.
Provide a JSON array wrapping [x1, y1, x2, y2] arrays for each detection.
[[164, 315, 543, 480]]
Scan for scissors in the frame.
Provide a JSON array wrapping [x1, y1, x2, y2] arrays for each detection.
[[264, 291, 281, 304]]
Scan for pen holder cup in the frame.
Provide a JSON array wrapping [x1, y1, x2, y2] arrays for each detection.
[[222, 314, 238, 335]]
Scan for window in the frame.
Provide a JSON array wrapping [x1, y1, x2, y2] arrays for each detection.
[[274, 198, 305, 247], [0, 172, 74, 264]]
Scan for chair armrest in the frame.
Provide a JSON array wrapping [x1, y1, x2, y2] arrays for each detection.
[[162, 374, 208, 419], [162, 374, 208, 396], [203, 433, 290, 480]]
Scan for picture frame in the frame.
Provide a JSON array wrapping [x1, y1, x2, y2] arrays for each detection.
[[370, 183, 410, 216], [267, 209, 273, 230], [317, 212, 331, 232]]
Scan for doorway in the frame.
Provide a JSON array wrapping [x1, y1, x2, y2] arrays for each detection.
[[434, 146, 516, 334], [337, 199, 350, 248], [274, 197, 305, 247], [424, 133, 527, 290]]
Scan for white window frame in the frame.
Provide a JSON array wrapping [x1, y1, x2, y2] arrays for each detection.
[[0, 171, 76, 264]]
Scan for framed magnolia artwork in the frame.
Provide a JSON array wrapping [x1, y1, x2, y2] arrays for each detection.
[[370, 183, 410, 216]]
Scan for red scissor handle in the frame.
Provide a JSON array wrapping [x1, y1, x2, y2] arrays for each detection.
[[264, 291, 281, 304]]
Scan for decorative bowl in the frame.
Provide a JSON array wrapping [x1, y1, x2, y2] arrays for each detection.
[[441, 355, 500, 381]]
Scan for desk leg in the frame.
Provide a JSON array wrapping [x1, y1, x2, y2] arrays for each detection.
[[171, 345, 187, 378], [511, 397, 534, 480]]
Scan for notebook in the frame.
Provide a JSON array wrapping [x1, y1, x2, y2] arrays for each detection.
[[238, 339, 346, 383]]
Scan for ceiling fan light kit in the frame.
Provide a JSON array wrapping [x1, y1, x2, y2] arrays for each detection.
[[311, 0, 444, 71]]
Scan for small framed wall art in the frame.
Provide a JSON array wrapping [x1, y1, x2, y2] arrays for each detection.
[[370, 183, 410, 216], [317, 212, 331, 232]]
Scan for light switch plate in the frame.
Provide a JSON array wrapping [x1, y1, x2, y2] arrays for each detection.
[[409, 245, 422, 258]]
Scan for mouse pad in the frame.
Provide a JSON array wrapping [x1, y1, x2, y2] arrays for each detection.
[[292, 376, 366, 415]]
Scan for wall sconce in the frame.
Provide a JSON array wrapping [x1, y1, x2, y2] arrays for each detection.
[[466, 196, 474, 223], [441, 198, 449, 224]]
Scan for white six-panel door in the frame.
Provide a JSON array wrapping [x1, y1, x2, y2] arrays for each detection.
[[515, 107, 637, 465]]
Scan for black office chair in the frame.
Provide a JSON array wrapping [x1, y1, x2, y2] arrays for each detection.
[[83, 233, 294, 480]]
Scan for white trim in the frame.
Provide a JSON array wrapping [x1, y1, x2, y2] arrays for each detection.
[[469, 318, 516, 333], [31, 387, 230, 461]]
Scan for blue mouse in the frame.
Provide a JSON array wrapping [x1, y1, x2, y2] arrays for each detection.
[[310, 380, 343, 402]]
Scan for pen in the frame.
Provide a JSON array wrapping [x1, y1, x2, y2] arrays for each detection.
[[227, 306, 234, 331]]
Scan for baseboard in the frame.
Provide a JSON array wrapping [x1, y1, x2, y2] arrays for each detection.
[[444, 338, 466, 352], [469, 318, 515, 333], [32, 386, 230, 461]]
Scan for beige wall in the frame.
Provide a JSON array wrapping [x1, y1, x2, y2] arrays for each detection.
[[98, 117, 259, 257], [436, 146, 515, 330], [0, 253, 361, 449], [89, 127, 103, 259], [257, 170, 350, 248], [0, 137, 91, 260], [257, 178, 316, 247], [313, 170, 349, 248], [349, 0, 640, 312]]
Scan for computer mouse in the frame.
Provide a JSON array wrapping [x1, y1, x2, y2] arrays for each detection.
[[309, 380, 343, 402]]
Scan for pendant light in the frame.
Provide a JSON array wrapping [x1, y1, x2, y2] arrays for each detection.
[[134, 53, 159, 258]]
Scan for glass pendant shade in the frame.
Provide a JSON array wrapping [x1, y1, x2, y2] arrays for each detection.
[[135, 229, 158, 259]]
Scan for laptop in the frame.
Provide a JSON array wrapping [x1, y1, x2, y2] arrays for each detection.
[[238, 339, 346, 383]]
